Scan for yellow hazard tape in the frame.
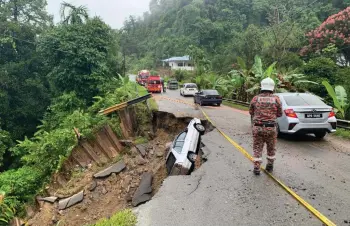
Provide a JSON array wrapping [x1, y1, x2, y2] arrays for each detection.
[[200, 108, 337, 226]]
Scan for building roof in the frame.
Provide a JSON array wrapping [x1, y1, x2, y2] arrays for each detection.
[[162, 55, 191, 62]]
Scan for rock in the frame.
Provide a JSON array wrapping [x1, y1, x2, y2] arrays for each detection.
[[37, 196, 58, 203], [156, 150, 164, 158], [132, 172, 153, 207], [93, 160, 126, 178], [52, 216, 58, 224], [89, 180, 98, 191], [136, 144, 147, 157], [58, 191, 84, 210], [136, 156, 147, 165], [102, 186, 108, 195], [120, 140, 134, 147]]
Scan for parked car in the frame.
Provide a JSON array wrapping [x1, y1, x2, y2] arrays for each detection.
[[165, 118, 205, 176], [168, 80, 179, 90], [180, 83, 198, 96], [194, 89, 222, 106], [274, 93, 337, 138]]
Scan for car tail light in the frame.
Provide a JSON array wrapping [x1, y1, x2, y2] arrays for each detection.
[[217, 96, 222, 99], [284, 109, 298, 118], [329, 109, 336, 118], [288, 123, 297, 130]]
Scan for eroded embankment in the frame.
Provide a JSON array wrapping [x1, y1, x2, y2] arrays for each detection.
[[27, 111, 213, 226]]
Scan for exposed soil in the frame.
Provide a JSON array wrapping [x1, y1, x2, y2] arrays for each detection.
[[27, 111, 212, 226]]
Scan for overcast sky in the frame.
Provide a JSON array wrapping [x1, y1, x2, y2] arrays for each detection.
[[46, 0, 150, 29]]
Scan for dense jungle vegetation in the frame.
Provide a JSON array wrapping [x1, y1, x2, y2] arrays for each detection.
[[1, 0, 350, 223]]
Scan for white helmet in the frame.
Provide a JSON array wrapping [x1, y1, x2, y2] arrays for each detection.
[[261, 78, 275, 91]]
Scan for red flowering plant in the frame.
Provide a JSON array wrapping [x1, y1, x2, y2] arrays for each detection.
[[301, 7, 350, 62]]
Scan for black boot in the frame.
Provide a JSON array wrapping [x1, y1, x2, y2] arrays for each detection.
[[266, 163, 274, 172], [253, 167, 261, 175]]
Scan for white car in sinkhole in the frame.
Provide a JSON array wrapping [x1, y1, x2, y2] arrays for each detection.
[[165, 118, 205, 176]]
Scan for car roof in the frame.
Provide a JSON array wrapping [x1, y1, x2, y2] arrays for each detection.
[[275, 92, 315, 96], [184, 83, 196, 85]]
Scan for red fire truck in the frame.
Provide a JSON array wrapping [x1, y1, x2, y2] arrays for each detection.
[[136, 70, 150, 86], [146, 75, 163, 93]]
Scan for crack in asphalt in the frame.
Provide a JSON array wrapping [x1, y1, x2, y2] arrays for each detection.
[[187, 175, 204, 196]]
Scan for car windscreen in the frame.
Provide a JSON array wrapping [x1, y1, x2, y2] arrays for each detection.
[[169, 81, 178, 84], [203, 90, 219, 95], [149, 80, 161, 84], [185, 84, 197, 88], [283, 95, 327, 106], [173, 132, 187, 153]]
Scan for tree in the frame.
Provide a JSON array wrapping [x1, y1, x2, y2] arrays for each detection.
[[302, 7, 350, 63], [60, 1, 89, 24], [38, 18, 116, 103]]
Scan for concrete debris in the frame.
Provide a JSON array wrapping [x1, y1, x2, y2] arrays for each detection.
[[136, 144, 147, 157], [136, 156, 147, 165], [58, 191, 84, 210], [93, 160, 126, 178], [132, 172, 153, 207], [37, 196, 58, 203]]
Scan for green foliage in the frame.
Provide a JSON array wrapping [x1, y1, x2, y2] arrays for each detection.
[[38, 17, 116, 103], [60, 1, 89, 25], [322, 81, 349, 119], [0, 129, 13, 168], [92, 209, 137, 226], [334, 128, 350, 140], [174, 70, 192, 82]]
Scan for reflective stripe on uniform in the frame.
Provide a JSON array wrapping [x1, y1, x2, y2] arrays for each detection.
[[253, 157, 263, 162], [267, 155, 276, 160]]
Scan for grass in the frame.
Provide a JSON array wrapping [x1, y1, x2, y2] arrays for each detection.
[[333, 128, 350, 140], [223, 101, 249, 111], [137, 85, 148, 96], [134, 136, 148, 145], [148, 98, 159, 111], [92, 209, 137, 226]]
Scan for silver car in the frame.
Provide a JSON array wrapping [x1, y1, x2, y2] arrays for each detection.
[[165, 118, 205, 175], [275, 93, 337, 138]]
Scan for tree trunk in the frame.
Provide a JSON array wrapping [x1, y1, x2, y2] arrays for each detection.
[[13, 0, 18, 22]]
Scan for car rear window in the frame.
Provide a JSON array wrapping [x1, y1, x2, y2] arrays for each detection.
[[186, 84, 197, 88], [283, 95, 326, 106], [203, 90, 219, 95]]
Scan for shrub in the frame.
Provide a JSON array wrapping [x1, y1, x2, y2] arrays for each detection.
[[93, 209, 137, 226]]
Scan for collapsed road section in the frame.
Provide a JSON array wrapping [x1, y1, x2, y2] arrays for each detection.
[[27, 110, 213, 226]]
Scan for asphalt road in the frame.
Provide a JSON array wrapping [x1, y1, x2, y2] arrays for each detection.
[[135, 90, 350, 226]]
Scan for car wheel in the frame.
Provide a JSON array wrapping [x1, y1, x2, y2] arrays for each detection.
[[194, 97, 197, 104], [194, 123, 206, 135], [217, 103, 221, 107], [188, 152, 197, 163], [314, 131, 327, 139], [199, 100, 203, 106]]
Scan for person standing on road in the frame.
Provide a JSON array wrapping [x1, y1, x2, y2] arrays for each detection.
[[249, 78, 282, 175]]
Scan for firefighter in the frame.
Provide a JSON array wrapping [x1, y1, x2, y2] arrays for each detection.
[[249, 78, 282, 175]]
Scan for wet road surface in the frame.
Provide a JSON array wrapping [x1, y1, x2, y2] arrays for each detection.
[[136, 90, 350, 226]]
